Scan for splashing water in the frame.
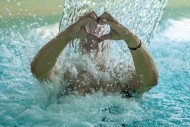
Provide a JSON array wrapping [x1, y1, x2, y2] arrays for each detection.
[[1, 0, 179, 126], [56, 0, 168, 86], [59, 0, 168, 43]]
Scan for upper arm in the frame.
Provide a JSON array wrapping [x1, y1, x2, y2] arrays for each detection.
[[30, 62, 57, 81], [127, 71, 156, 94]]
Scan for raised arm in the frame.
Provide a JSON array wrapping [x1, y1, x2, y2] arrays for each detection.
[[98, 12, 158, 93], [30, 11, 99, 80]]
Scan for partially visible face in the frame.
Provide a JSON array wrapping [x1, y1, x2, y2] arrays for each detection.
[[80, 21, 106, 52]]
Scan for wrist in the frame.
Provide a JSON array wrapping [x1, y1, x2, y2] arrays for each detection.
[[128, 40, 141, 50], [123, 32, 140, 48], [62, 26, 76, 41]]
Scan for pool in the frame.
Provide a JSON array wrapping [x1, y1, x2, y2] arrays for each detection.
[[0, 3, 190, 127]]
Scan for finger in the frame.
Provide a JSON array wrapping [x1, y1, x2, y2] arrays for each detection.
[[87, 33, 100, 42], [75, 25, 88, 39], [91, 11, 98, 19], [91, 11, 99, 24], [77, 17, 94, 27], [88, 11, 98, 21], [99, 12, 118, 24], [99, 12, 110, 21], [100, 34, 112, 42], [99, 20, 118, 30], [81, 11, 98, 22], [77, 11, 98, 27], [81, 25, 87, 33]]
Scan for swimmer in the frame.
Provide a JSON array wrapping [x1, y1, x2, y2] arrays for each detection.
[[30, 11, 158, 96]]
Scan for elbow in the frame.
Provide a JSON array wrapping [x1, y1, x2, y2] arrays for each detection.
[[153, 69, 159, 86], [147, 70, 159, 88], [142, 70, 159, 92], [30, 61, 44, 80], [136, 71, 159, 94], [30, 61, 38, 77], [152, 74, 158, 87]]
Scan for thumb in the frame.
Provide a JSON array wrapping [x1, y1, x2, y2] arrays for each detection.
[[100, 34, 112, 42], [87, 33, 100, 42]]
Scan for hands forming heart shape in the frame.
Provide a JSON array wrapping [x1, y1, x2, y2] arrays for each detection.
[[66, 11, 138, 45]]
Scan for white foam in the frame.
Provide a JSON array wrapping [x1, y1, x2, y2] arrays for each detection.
[[30, 23, 59, 40], [161, 18, 190, 42]]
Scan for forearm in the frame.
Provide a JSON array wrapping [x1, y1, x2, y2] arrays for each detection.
[[30, 30, 71, 79], [125, 36, 158, 92]]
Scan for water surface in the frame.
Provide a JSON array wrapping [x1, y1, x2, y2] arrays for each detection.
[[0, 2, 190, 127]]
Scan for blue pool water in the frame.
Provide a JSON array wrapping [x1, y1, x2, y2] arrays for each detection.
[[0, 8, 190, 127]]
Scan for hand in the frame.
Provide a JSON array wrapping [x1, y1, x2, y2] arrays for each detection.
[[98, 12, 139, 47], [65, 11, 100, 42]]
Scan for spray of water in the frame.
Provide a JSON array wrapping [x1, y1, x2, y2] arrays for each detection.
[[0, 1, 171, 126], [59, 0, 168, 42], [56, 0, 168, 87]]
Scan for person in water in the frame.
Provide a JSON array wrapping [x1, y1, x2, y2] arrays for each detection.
[[30, 11, 158, 96]]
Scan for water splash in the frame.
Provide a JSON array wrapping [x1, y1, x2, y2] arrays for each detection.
[[1, 11, 190, 127], [57, 0, 168, 85], [59, 0, 168, 44]]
